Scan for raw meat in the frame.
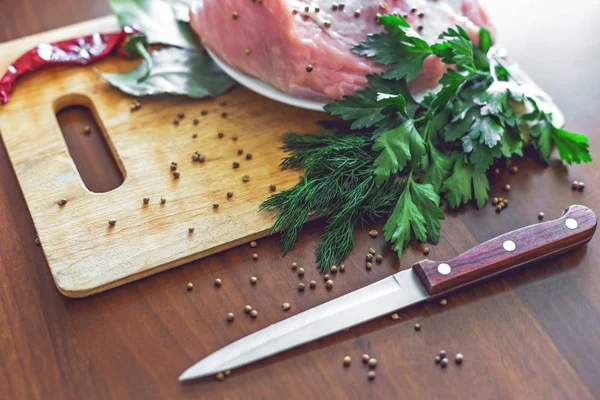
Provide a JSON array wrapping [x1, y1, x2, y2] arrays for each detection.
[[190, 0, 494, 100]]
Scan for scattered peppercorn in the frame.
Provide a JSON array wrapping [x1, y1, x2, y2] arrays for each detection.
[[172, 171, 180, 179], [367, 371, 376, 380], [418, 12, 425, 18], [362, 354, 370, 363], [414, 323, 421, 331], [34, 236, 40, 245], [503, 199, 509, 205], [366, 262, 372, 270], [213, 203, 219, 209], [538, 212, 545, 220], [227, 191, 233, 198], [369, 247, 377, 255], [496, 205, 502, 213], [578, 181, 585, 191], [298, 282, 306, 291], [242, 175, 250, 183], [216, 372, 225, 381], [309, 280, 317, 288], [369, 230, 378, 238], [232, 11, 238, 19], [435, 355, 441, 364], [244, 305, 252, 313], [339, 3, 345, 10], [492, 197, 499, 205], [193, 118, 199, 125], [423, 247, 430, 255], [198, 155, 206, 163], [233, 161, 240, 169], [178, 112, 185, 119], [83, 126, 91, 135], [315, 7, 320, 12], [494, 168, 500, 174], [160, 197, 166, 204], [438, 350, 447, 358], [504, 184, 511, 192], [366, 253, 374, 261], [440, 358, 449, 368], [201, 109, 208, 115], [250, 310, 258, 318], [330, 265, 338, 274], [324, 21, 331, 28], [326, 280, 333, 289], [368, 358, 378, 368], [354, 10, 361, 17], [417, 25, 424, 31], [237, 148, 244, 156], [298, 267, 305, 277], [439, 299, 448, 307], [214, 278, 222, 287], [246, 153, 253, 160], [218, 132, 224, 138], [511, 166, 519, 173], [252, 253, 259, 260], [323, 274, 330, 281], [282, 302, 291, 311], [391, 313, 399, 320], [376, 255, 383, 263], [249, 276, 258, 285], [331, 3, 338, 10], [232, 135, 239, 141], [306, 64, 313, 72], [188, 227, 195, 234], [244, 48, 251, 55], [170, 162, 177, 170], [57, 198, 67, 207], [455, 353, 464, 364], [108, 218, 117, 227], [227, 312, 235, 321], [343, 356, 351, 366], [291, 262, 298, 270], [221, 112, 228, 118], [250, 241, 257, 248], [270, 184, 277, 192], [339, 264, 346, 272], [173, 119, 179, 126], [187, 282, 193, 291], [292, 9, 298, 14]]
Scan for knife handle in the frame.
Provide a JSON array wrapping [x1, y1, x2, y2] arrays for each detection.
[[412, 204, 597, 296]]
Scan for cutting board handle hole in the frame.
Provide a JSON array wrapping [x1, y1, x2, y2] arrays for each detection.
[[54, 94, 125, 193]]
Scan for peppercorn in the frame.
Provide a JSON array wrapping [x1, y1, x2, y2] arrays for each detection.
[[368, 247, 376, 255], [538, 212, 545, 220], [213, 203, 219, 209], [423, 247, 430, 255], [246, 153, 253, 160], [309, 280, 317, 288], [369, 230, 378, 238], [173, 119, 179, 126], [315, 7, 320, 12], [292, 9, 298, 14], [252, 253, 258, 260], [250, 276, 258, 284], [291, 262, 298, 270], [83, 126, 91, 135], [439, 350, 447, 358], [324, 21, 331, 28], [237, 148, 244, 155], [339, 264, 346, 272], [455, 353, 464, 364], [366, 262, 372, 270], [282, 302, 291, 311], [250, 241, 257, 248], [216, 372, 225, 381], [172, 171, 180, 179], [368, 358, 378, 368], [160, 197, 166, 204], [496, 205, 502, 213], [391, 313, 399, 320], [233, 161, 240, 169], [232, 135, 239, 141], [270, 184, 277, 192], [504, 184, 511, 192], [187, 282, 193, 291], [417, 25, 424, 32], [511, 166, 519, 174], [201, 109, 208, 115], [435, 355, 441, 364], [232, 11, 238, 19], [298, 267, 305, 277], [221, 112, 228, 118], [330, 265, 338, 274], [418, 12, 425, 18], [494, 168, 500, 174], [354, 10, 361, 17], [362, 354, 370, 363], [492, 197, 499, 205], [366, 253, 374, 261], [227, 312, 235, 321], [439, 299, 448, 307], [242, 175, 250, 183], [178, 112, 185, 119], [410, 7, 417, 13], [440, 358, 449, 368], [218, 132, 224, 138], [343, 356, 351, 366], [414, 323, 421, 331], [325, 280, 333, 289], [225, 370, 231, 376], [331, 3, 338, 10], [192, 154, 199, 162], [376, 255, 383, 263], [323, 274, 330, 281], [503, 199, 509, 205], [298, 282, 306, 291], [367, 371, 376, 380], [198, 155, 206, 163], [244, 305, 252, 313], [244, 48, 251, 55], [227, 191, 233, 198], [214, 278, 222, 287], [188, 227, 195, 233], [108, 218, 117, 227], [578, 181, 585, 191], [306, 64, 313, 72], [250, 310, 258, 318], [339, 3, 345, 10], [193, 118, 199, 125]]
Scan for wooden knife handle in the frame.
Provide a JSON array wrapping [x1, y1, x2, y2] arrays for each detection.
[[412, 205, 597, 296]]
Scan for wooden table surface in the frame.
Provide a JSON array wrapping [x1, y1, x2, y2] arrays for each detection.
[[1, 1, 599, 399]]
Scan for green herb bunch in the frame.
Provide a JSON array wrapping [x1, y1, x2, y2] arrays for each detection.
[[262, 15, 592, 272]]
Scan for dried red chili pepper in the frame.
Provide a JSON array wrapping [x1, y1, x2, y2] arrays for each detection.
[[0, 27, 137, 104]]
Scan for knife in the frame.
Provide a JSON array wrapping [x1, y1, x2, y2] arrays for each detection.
[[179, 204, 596, 381]]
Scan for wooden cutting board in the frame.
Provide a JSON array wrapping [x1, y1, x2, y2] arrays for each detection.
[[0, 16, 324, 297]]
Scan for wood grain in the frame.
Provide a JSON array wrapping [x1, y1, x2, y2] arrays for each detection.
[[413, 205, 597, 295], [0, 1, 599, 399], [0, 17, 327, 297]]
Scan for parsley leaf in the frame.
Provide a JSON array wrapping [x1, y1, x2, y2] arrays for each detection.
[[324, 88, 387, 130], [442, 157, 489, 208], [384, 180, 444, 258], [372, 120, 426, 185], [431, 26, 474, 68], [530, 114, 592, 164], [422, 146, 454, 192]]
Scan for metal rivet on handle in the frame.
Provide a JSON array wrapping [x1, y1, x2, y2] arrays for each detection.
[[565, 218, 578, 230], [503, 240, 516, 252], [437, 263, 451, 275]]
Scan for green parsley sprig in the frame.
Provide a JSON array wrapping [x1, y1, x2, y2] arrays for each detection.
[[263, 14, 592, 272]]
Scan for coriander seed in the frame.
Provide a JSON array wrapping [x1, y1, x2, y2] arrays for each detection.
[[244, 48, 250, 55], [187, 282, 193, 291], [538, 212, 545, 220], [325, 280, 333, 289], [494, 168, 500, 174], [330, 265, 338, 274], [214, 278, 222, 287], [227, 312, 235, 321], [83, 125, 91, 135], [511, 166, 519, 173], [423, 247, 430, 255], [368, 358, 378, 368], [439, 299, 448, 307], [225, 370, 231, 376], [579, 181, 585, 191], [414, 323, 421, 331], [297, 267, 305, 277], [435, 355, 441, 364], [216, 372, 225, 381], [391, 313, 399, 320], [492, 197, 499, 205], [375, 255, 383, 263], [369, 230, 378, 238], [250, 276, 258, 284], [440, 358, 449, 368], [246, 153, 253, 160], [369, 247, 376, 255], [455, 353, 464, 364], [244, 305, 252, 313], [306, 64, 313, 72], [250, 241, 257, 248], [504, 184, 511, 192], [291, 262, 298, 270], [232, 11, 238, 19], [298, 282, 306, 291], [366, 262, 372, 270], [250, 310, 258, 318], [343, 356, 351, 366], [242, 175, 250, 183], [108, 218, 117, 227], [496, 205, 502, 213], [282, 302, 291, 311], [323, 274, 330, 281], [362, 354, 370, 363], [339, 264, 346, 272], [309, 280, 316, 289], [270, 184, 277, 192], [252, 253, 258, 260], [366, 253, 373, 261], [367, 371, 376, 380], [438, 350, 447, 358]]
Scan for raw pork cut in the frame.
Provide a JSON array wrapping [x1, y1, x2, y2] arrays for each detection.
[[190, 0, 494, 100]]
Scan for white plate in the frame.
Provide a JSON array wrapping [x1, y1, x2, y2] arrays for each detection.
[[206, 48, 327, 112]]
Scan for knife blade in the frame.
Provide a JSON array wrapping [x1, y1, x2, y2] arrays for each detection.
[[179, 204, 596, 382]]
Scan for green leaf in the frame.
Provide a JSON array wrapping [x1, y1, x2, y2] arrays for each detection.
[[552, 127, 593, 164], [430, 69, 467, 112], [422, 146, 454, 192], [121, 33, 153, 82], [479, 28, 492, 53], [384, 180, 444, 258], [377, 93, 408, 118], [367, 74, 420, 117], [372, 120, 426, 185], [324, 88, 387, 130], [442, 158, 489, 208], [529, 116, 554, 162], [352, 14, 432, 81], [98, 47, 235, 98], [109, 0, 199, 49], [431, 26, 474, 67]]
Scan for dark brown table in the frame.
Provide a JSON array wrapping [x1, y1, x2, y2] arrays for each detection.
[[1, 1, 599, 399]]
